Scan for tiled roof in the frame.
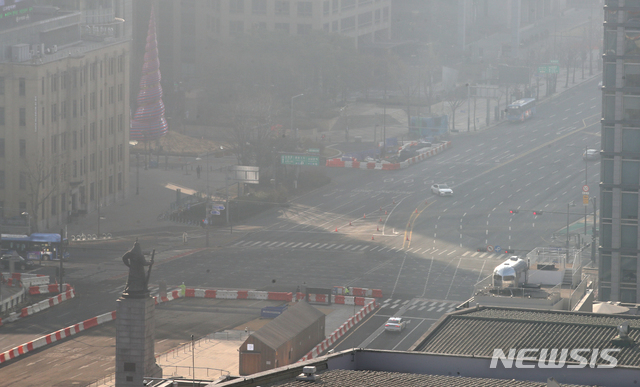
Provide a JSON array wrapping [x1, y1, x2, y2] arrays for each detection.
[[252, 301, 325, 350], [413, 307, 640, 367], [259, 369, 591, 387]]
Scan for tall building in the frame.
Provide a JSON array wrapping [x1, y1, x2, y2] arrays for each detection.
[[599, 0, 640, 302], [0, 1, 131, 233]]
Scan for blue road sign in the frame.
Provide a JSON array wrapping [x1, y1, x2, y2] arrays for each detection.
[[211, 204, 225, 211], [210, 210, 221, 215], [494, 245, 501, 252]]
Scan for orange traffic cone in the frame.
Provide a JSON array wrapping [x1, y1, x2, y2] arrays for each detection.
[[425, 200, 428, 205], [377, 226, 380, 231], [372, 235, 375, 240], [379, 207, 382, 211], [349, 221, 352, 226], [393, 200, 395, 204], [335, 227, 338, 232], [406, 235, 410, 241], [363, 213, 366, 219], [415, 208, 418, 214], [385, 210, 388, 215], [379, 218, 382, 223]]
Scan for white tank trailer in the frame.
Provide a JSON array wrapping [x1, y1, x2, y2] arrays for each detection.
[[492, 256, 529, 289]]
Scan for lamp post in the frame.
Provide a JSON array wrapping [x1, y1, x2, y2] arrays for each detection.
[[566, 201, 576, 269], [21, 212, 30, 235], [466, 83, 471, 132], [290, 93, 304, 139], [136, 153, 140, 195]]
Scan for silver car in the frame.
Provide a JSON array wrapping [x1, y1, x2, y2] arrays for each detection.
[[431, 183, 453, 196], [384, 317, 406, 332]]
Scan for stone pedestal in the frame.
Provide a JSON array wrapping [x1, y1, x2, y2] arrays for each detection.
[[115, 296, 162, 386]]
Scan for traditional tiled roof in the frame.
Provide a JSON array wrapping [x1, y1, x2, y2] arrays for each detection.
[[412, 306, 640, 367], [258, 369, 591, 387]]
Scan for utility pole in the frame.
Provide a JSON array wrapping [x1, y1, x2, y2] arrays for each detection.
[[466, 83, 471, 132], [585, 145, 588, 235], [591, 196, 597, 265]]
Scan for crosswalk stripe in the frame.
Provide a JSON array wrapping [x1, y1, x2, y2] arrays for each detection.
[[275, 242, 287, 247], [447, 307, 456, 312], [440, 250, 448, 255], [418, 306, 426, 311], [413, 248, 422, 254], [447, 250, 456, 256], [432, 249, 439, 254], [406, 248, 414, 253], [408, 305, 416, 310], [390, 304, 399, 309], [301, 243, 311, 248], [471, 251, 479, 257], [462, 251, 470, 256], [267, 241, 279, 247], [359, 245, 368, 251], [284, 242, 295, 247], [232, 241, 244, 246], [427, 306, 436, 311], [318, 243, 327, 248], [334, 244, 344, 249], [479, 252, 488, 258], [429, 301, 438, 306], [291, 243, 302, 248], [436, 307, 445, 312], [310, 243, 320, 248], [350, 245, 361, 251], [439, 302, 448, 307], [326, 244, 336, 249], [370, 246, 379, 252], [343, 245, 353, 250]]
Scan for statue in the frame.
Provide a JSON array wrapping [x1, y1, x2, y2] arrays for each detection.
[[122, 240, 154, 298]]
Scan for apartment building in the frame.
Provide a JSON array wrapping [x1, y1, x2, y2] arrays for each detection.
[[599, 0, 640, 302], [0, 3, 130, 233]]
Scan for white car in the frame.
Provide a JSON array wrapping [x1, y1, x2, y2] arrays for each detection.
[[384, 317, 406, 332], [583, 149, 599, 160], [431, 183, 453, 196]]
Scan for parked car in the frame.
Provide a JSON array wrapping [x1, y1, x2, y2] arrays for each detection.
[[0, 251, 36, 271], [431, 183, 453, 196], [583, 149, 599, 160], [384, 317, 406, 332]]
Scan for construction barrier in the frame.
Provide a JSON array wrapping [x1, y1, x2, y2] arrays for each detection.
[[20, 288, 75, 318], [326, 141, 451, 170], [299, 298, 378, 362], [29, 284, 72, 295]]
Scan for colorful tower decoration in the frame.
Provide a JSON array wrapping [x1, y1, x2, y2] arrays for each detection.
[[130, 7, 168, 141]]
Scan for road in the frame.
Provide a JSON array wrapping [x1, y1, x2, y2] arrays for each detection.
[[0, 76, 602, 381]]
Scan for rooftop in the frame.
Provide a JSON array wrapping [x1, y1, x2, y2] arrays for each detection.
[[412, 306, 640, 367]]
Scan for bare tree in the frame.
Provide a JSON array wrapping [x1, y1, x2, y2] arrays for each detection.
[[444, 86, 467, 132], [24, 158, 55, 232]]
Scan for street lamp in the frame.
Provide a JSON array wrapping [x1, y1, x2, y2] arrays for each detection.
[[566, 201, 576, 269], [136, 153, 140, 195], [21, 212, 30, 235], [290, 93, 304, 139]]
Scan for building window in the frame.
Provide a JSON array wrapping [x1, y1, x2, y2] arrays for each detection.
[[602, 159, 614, 185], [118, 114, 124, 131], [19, 77, 25, 96], [109, 175, 114, 194], [109, 147, 114, 164], [52, 135, 57, 154], [297, 1, 312, 16], [0, 170, 5, 189], [252, 22, 267, 31], [621, 160, 640, 186], [252, 0, 266, 14], [601, 254, 612, 282], [622, 192, 639, 219], [230, 0, 244, 13], [73, 131, 77, 149], [323, 0, 329, 15], [621, 256, 637, 283], [20, 139, 26, 157], [275, 0, 289, 15], [621, 225, 638, 250], [118, 172, 122, 191], [73, 160, 77, 178], [275, 23, 290, 32], [603, 126, 614, 153], [118, 84, 123, 101], [0, 138, 4, 158], [620, 288, 637, 303], [623, 129, 640, 153], [230, 20, 244, 35], [90, 153, 95, 171], [341, 16, 356, 31], [61, 132, 66, 151], [51, 104, 57, 122], [601, 223, 612, 249], [73, 99, 77, 118], [342, 0, 355, 10], [109, 86, 114, 104], [297, 24, 312, 35], [19, 172, 26, 190], [90, 182, 95, 201], [0, 107, 4, 125], [0, 77, 4, 95], [118, 144, 123, 161], [19, 108, 26, 126], [332, 20, 338, 32]]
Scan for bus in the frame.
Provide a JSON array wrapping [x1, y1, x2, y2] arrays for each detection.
[[506, 98, 536, 122], [1, 233, 69, 261]]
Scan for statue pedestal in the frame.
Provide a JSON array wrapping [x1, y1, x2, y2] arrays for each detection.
[[115, 296, 162, 386]]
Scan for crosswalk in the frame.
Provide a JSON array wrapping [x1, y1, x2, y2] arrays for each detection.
[[230, 240, 512, 260], [379, 298, 459, 313]]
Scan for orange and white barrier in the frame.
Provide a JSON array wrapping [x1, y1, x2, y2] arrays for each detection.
[[299, 298, 378, 362], [0, 310, 116, 364], [20, 288, 75, 318], [29, 283, 72, 295], [325, 141, 451, 170]]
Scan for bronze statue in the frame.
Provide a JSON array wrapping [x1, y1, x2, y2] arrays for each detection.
[[122, 240, 154, 298]]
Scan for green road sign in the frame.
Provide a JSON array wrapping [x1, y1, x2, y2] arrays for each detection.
[[550, 59, 559, 63], [281, 154, 320, 166], [307, 148, 320, 153], [538, 65, 560, 74]]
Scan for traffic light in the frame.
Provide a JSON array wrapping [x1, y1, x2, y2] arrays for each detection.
[[533, 211, 543, 215], [505, 249, 515, 254], [509, 209, 519, 214]]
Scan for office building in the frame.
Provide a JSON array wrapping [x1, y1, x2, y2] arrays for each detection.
[[0, 1, 131, 232], [600, 0, 640, 302]]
